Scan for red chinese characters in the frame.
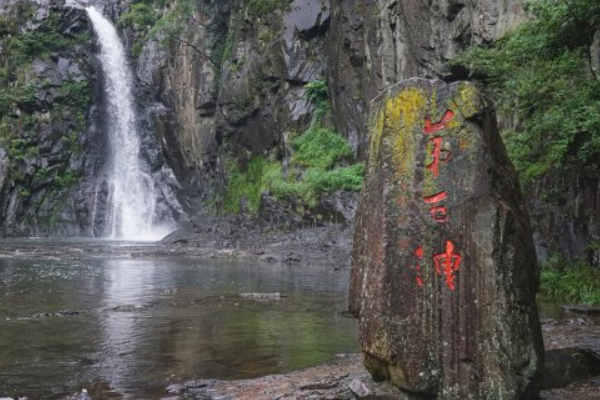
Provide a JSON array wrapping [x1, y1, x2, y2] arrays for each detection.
[[426, 137, 452, 178], [407, 110, 464, 291], [424, 111, 454, 178], [409, 242, 463, 290], [433, 240, 462, 291], [423, 110, 455, 135], [423, 191, 448, 223]]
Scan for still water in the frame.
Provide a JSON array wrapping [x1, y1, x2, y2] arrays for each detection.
[[0, 251, 358, 399]]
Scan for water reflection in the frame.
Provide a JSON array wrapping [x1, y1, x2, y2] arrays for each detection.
[[99, 260, 161, 394], [0, 256, 358, 399]]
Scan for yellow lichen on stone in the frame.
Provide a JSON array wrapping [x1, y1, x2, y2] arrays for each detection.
[[384, 88, 427, 177], [452, 83, 480, 118], [446, 117, 462, 131], [430, 89, 439, 119]]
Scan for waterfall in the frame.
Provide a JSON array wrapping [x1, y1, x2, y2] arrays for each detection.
[[86, 6, 169, 241]]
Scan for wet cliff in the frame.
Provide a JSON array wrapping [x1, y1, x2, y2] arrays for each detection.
[[130, 0, 531, 220], [0, 0, 103, 235], [0, 0, 597, 262]]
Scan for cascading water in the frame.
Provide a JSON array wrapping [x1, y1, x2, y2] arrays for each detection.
[[86, 6, 169, 241]]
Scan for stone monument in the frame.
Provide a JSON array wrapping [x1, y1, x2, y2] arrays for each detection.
[[350, 79, 544, 400]]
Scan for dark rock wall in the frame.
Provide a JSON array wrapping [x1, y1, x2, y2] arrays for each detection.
[[142, 0, 527, 208], [139, 0, 332, 211], [529, 170, 600, 265], [0, 0, 105, 236], [326, 0, 525, 158]]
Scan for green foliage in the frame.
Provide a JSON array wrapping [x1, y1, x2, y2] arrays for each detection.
[[223, 156, 266, 214], [0, 15, 17, 35], [65, 128, 82, 155], [57, 80, 91, 109], [6, 11, 85, 65], [247, 0, 289, 17], [117, 3, 159, 29], [0, 8, 88, 206], [120, 0, 199, 57], [118, 0, 191, 55], [55, 170, 80, 188], [19, 80, 45, 108], [6, 138, 30, 161], [303, 164, 364, 193], [118, 1, 161, 56], [540, 255, 600, 306], [148, 2, 193, 46], [281, 102, 365, 204], [452, 0, 600, 185], [263, 163, 364, 207], [304, 79, 330, 113], [291, 127, 353, 170], [0, 79, 52, 115], [223, 127, 363, 214], [0, 8, 91, 116], [222, 33, 235, 62], [0, 77, 90, 116], [223, 70, 361, 214], [9, 31, 70, 62], [35, 167, 49, 181], [0, 89, 13, 115]]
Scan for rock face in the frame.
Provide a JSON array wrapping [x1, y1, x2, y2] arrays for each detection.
[[133, 0, 332, 212], [0, 1, 105, 236], [350, 79, 544, 400], [326, 0, 526, 158], [528, 170, 600, 265]]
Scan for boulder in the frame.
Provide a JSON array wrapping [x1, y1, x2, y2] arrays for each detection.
[[350, 78, 544, 400]]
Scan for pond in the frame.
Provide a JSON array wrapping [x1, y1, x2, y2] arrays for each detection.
[[0, 244, 358, 399]]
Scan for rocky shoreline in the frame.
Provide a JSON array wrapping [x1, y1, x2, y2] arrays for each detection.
[[0, 216, 355, 269]]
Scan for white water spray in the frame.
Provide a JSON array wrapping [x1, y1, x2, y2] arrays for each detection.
[[86, 6, 167, 240]]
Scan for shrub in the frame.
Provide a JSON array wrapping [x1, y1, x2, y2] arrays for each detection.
[[223, 127, 363, 214], [55, 170, 80, 188], [304, 79, 330, 113], [247, 0, 289, 17], [223, 156, 266, 214], [57, 80, 91, 109], [291, 127, 353, 170], [117, 3, 159, 29], [540, 255, 600, 306]]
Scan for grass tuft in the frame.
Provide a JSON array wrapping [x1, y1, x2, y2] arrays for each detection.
[[540, 255, 600, 306]]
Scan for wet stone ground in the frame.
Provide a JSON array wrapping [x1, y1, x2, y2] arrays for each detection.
[[0, 219, 354, 269]]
